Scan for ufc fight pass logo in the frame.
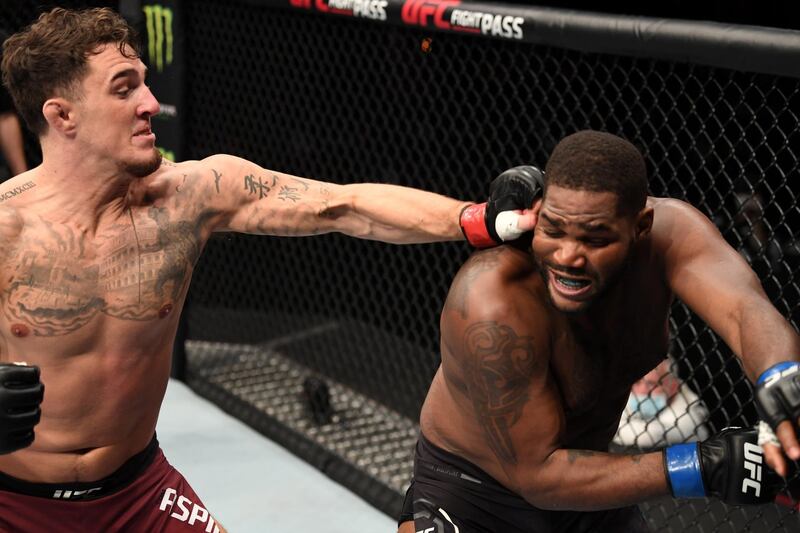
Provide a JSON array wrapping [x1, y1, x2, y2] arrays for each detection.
[[741, 442, 763, 497], [290, 0, 387, 20], [401, 0, 524, 40]]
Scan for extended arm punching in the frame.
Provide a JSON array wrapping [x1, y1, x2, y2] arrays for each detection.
[[195, 155, 539, 245]]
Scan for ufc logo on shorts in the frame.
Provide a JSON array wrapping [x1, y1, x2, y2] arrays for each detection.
[[159, 487, 220, 532], [417, 528, 434, 533], [52, 487, 102, 499], [741, 442, 763, 497]]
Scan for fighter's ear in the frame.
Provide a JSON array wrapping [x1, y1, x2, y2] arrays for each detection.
[[634, 206, 654, 240], [42, 97, 77, 137]]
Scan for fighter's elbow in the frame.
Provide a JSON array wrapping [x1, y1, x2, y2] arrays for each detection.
[[511, 463, 566, 511], [514, 453, 585, 511], [518, 481, 566, 511], [322, 206, 378, 240]]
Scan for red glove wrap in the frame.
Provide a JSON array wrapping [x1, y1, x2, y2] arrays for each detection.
[[459, 203, 495, 248]]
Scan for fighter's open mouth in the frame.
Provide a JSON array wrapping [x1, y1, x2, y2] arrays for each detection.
[[555, 274, 591, 290]]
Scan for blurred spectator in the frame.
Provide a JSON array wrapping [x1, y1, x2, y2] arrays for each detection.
[[0, 30, 27, 181], [614, 358, 710, 449]]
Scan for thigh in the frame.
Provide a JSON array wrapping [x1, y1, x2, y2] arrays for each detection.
[[412, 496, 475, 533], [409, 480, 503, 533], [398, 521, 416, 533], [147, 483, 226, 533], [399, 480, 465, 533]]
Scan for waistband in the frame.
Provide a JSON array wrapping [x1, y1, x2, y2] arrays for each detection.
[[415, 432, 537, 512], [0, 435, 159, 501], [416, 432, 506, 490]]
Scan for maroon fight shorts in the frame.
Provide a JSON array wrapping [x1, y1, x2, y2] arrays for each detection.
[[0, 436, 221, 532]]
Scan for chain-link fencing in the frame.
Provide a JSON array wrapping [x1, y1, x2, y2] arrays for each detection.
[[180, 2, 800, 531], [3, 0, 800, 530]]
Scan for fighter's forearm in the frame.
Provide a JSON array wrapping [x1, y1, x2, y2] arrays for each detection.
[[735, 298, 800, 381], [335, 183, 470, 244], [519, 449, 669, 511]]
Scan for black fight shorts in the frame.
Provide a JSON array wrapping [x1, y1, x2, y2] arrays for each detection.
[[398, 433, 651, 533]]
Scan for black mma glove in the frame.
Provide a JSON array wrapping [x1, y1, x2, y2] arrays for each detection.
[[460, 165, 544, 248], [0, 363, 44, 454], [755, 362, 800, 434], [664, 427, 786, 505]]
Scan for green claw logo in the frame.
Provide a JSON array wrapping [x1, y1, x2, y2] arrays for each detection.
[[143, 4, 174, 72]]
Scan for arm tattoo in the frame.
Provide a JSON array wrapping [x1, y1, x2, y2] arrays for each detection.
[[175, 174, 188, 193], [567, 449, 598, 464], [243, 173, 275, 199], [290, 177, 309, 191], [278, 185, 302, 202], [464, 321, 539, 465], [212, 169, 222, 193]]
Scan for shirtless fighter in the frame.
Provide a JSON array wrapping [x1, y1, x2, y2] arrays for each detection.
[[398, 131, 800, 533], [0, 8, 537, 532]]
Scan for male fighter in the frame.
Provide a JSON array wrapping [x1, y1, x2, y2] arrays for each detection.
[[398, 130, 800, 533], [0, 8, 535, 532]]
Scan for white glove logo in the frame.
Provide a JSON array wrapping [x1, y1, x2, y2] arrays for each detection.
[[741, 442, 763, 496]]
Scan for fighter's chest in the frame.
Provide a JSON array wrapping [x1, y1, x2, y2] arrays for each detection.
[[551, 313, 670, 416], [1, 215, 200, 337]]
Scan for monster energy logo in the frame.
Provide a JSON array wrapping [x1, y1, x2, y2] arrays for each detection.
[[143, 4, 173, 72]]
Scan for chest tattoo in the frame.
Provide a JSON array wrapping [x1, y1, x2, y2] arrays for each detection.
[[1, 208, 205, 336]]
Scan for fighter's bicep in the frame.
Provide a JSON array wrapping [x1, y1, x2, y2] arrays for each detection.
[[199, 155, 342, 235], [661, 201, 764, 338]]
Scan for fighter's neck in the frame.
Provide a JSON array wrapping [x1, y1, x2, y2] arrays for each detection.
[[565, 270, 636, 335], [29, 157, 138, 229]]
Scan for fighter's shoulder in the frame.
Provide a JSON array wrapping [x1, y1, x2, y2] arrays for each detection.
[[138, 158, 218, 198], [0, 176, 29, 243], [157, 155, 247, 189], [445, 245, 549, 324], [649, 196, 718, 244], [454, 245, 536, 288], [150, 158, 204, 182], [0, 204, 24, 251]]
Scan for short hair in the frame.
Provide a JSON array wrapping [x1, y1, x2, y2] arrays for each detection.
[[1, 7, 140, 135], [544, 130, 648, 216]]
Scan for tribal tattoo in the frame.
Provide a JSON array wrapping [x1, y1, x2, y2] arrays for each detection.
[[464, 321, 540, 465]]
